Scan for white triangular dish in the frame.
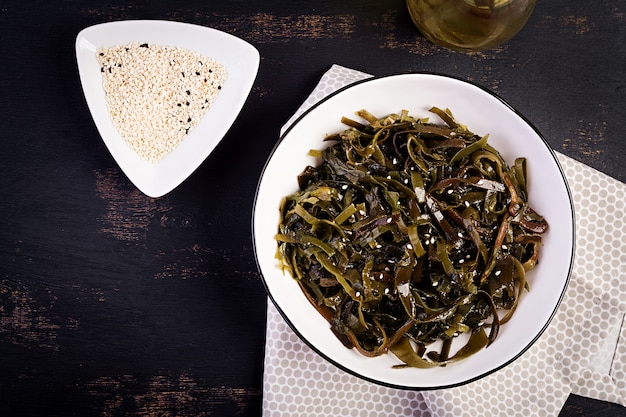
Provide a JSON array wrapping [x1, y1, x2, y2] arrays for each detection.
[[76, 20, 259, 197]]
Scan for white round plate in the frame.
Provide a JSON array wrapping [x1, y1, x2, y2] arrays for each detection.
[[76, 20, 259, 197], [253, 73, 574, 390]]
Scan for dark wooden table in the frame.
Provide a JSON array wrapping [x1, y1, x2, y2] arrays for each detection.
[[1, 1, 625, 416]]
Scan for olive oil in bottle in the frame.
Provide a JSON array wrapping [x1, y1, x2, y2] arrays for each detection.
[[406, 0, 536, 51]]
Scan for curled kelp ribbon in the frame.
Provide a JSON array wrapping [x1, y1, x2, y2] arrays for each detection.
[[276, 107, 548, 368]]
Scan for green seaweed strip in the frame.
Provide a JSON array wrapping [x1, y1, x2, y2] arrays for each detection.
[[276, 107, 548, 368]]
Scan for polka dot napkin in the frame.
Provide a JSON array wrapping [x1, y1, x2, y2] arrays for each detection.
[[263, 65, 626, 416]]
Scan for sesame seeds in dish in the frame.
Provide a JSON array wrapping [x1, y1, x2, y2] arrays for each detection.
[[76, 20, 259, 197], [97, 42, 227, 163]]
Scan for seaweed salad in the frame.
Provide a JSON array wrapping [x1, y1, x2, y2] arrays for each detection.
[[275, 107, 548, 368]]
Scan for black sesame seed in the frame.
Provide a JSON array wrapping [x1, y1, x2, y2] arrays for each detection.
[[185, 101, 190, 106], [99, 52, 104, 56], [181, 72, 185, 77], [140, 43, 149, 48], [177, 103, 182, 107], [195, 71, 200, 76], [101, 67, 105, 72], [209, 69, 213, 73], [187, 117, 191, 122], [186, 90, 191, 95], [217, 86, 222, 90]]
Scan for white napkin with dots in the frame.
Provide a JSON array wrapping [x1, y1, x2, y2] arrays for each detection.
[[262, 65, 626, 417]]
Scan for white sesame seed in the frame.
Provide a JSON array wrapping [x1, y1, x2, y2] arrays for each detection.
[[97, 42, 227, 163]]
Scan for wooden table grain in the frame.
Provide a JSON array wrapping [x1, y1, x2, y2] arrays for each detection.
[[1, 1, 624, 416]]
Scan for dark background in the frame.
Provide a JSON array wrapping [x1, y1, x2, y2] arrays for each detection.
[[1, 1, 625, 416]]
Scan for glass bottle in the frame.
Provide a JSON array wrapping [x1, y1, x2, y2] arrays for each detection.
[[406, 0, 537, 51]]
